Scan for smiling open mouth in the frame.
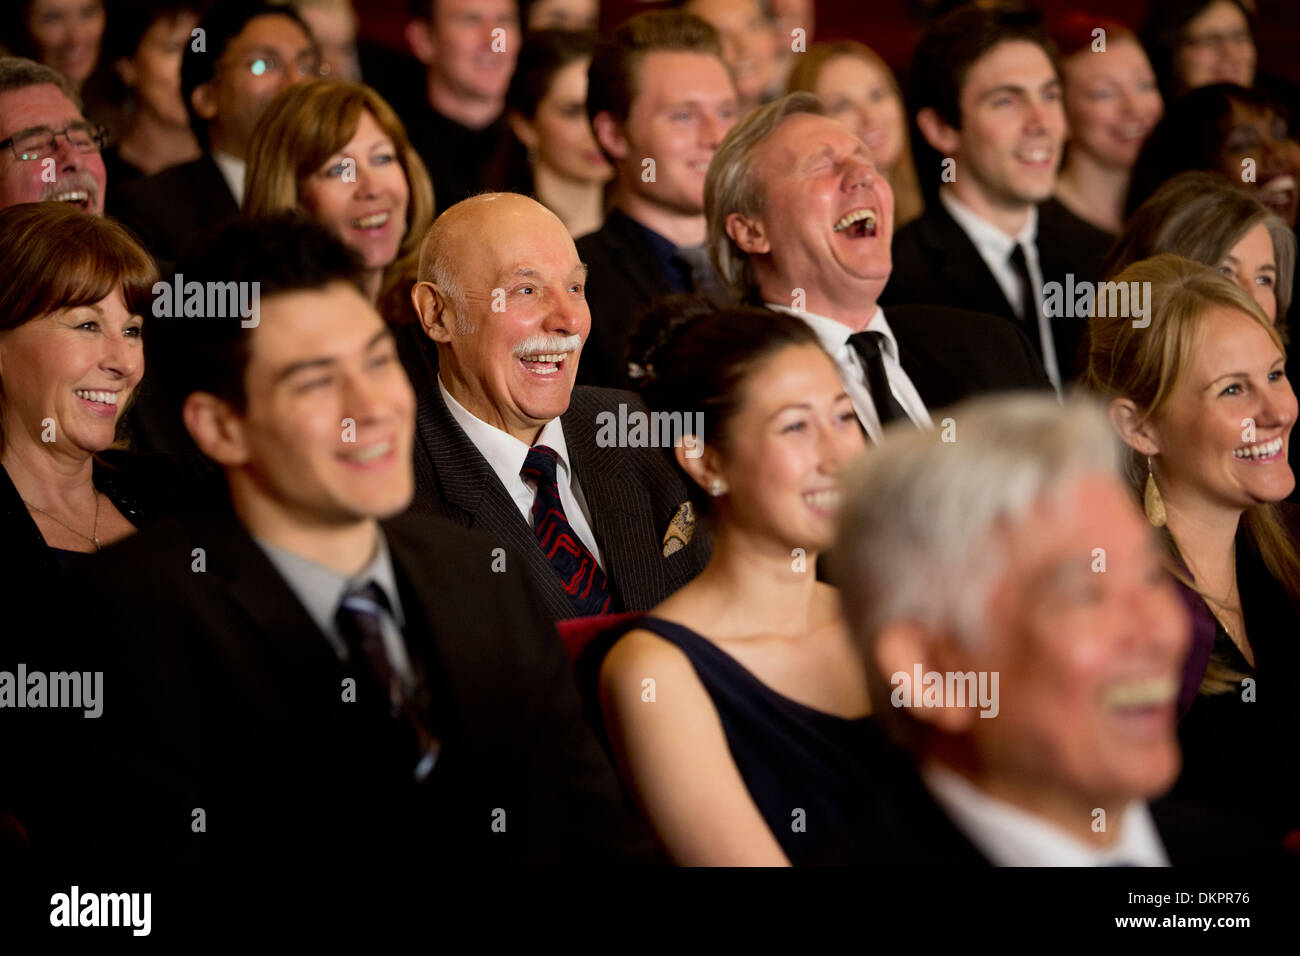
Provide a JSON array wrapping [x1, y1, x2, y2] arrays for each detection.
[[833, 209, 877, 238], [352, 212, 390, 230], [339, 439, 393, 464], [48, 190, 90, 210], [519, 352, 570, 375], [1234, 436, 1284, 460], [74, 388, 118, 405]]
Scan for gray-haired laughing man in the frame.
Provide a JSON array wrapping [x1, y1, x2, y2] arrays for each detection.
[[407, 192, 710, 621], [822, 394, 1276, 866], [0, 57, 106, 214], [705, 92, 1052, 445]]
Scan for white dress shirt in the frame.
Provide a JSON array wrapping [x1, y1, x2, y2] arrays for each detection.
[[211, 149, 246, 206], [256, 528, 416, 691], [922, 764, 1171, 867], [939, 189, 1061, 391], [768, 303, 932, 444], [438, 376, 604, 569]]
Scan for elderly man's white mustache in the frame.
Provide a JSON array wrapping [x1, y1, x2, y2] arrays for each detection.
[[512, 333, 583, 357]]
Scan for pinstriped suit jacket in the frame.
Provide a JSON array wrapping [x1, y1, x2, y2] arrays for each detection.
[[409, 382, 712, 621]]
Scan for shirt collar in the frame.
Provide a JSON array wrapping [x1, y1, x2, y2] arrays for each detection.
[[767, 302, 899, 361], [939, 188, 1038, 254], [210, 149, 246, 206], [256, 526, 405, 643], [438, 375, 572, 484], [921, 763, 1170, 867]]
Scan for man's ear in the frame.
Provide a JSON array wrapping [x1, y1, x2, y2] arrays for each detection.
[[115, 56, 137, 89], [411, 281, 455, 344], [592, 111, 630, 162], [191, 81, 218, 122], [1108, 397, 1161, 457], [674, 438, 725, 497], [915, 106, 960, 156], [874, 620, 979, 734], [506, 112, 538, 153], [182, 392, 250, 468], [725, 211, 770, 255], [405, 18, 435, 66]]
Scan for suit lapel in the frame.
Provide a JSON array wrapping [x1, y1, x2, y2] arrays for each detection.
[[921, 203, 1016, 317], [601, 212, 674, 304], [191, 510, 343, 684], [562, 397, 662, 613], [413, 383, 578, 621]]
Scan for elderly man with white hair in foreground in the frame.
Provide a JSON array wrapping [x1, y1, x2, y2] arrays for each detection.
[[822, 393, 1278, 866]]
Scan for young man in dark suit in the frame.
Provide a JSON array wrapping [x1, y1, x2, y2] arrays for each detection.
[[398, 0, 531, 212], [36, 215, 655, 866], [706, 93, 1051, 444], [824, 394, 1277, 866], [108, 2, 320, 262], [408, 192, 710, 622], [575, 10, 739, 388], [881, 3, 1114, 388]]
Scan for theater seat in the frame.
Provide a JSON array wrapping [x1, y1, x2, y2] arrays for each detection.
[[557, 611, 642, 663]]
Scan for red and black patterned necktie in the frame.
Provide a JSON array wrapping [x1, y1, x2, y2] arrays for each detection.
[[521, 445, 613, 616]]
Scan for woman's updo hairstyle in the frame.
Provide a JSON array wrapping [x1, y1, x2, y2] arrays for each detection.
[[624, 295, 825, 511]]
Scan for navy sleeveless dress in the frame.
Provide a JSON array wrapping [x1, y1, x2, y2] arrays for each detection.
[[583, 614, 887, 864]]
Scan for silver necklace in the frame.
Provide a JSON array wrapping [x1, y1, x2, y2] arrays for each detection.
[[24, 489, 102, 551]]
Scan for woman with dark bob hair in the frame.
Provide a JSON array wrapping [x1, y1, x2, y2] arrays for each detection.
[[1126, 83, 1300, 228], [581, 296, 873, 866], [0, 202, 173, 591]]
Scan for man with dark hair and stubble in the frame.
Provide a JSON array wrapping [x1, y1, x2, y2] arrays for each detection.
[[108, 0, 320, 262], [36, 214, 657, 867], [881, 1, 1113, 389], [400, 0, 530, 210], [576, 10, 739, 388]]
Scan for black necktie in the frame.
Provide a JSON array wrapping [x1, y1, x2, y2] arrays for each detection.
[[1007, 243, 1042, 356], [335, 581, 440, 781], [847, 331, 910, 427], [521, 445, 615, 617], [672, 244, 730, 304]]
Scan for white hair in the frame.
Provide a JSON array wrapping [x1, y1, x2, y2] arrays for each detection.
[[833, 392, 1122, 660]]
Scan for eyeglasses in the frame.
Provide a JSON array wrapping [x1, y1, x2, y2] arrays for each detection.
[[0, 122, 106, 161], [1181, 29, 1253, 52], [226, 51, 324, 79]]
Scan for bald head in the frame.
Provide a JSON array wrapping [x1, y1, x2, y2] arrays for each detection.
[[411, 192, 592, 444]]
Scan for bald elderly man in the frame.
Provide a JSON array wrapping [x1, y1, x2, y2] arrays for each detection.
[[405, 193, 710, 622]]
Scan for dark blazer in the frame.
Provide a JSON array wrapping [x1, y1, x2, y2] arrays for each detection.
[[883, 303, 1053, 411], [107, 153, 239, 263], [29, 506, 657, 866], [881, 198, 1114, 382], [575, 211, 679, 389], [811, 743, 1288, 866], [409, 382, 711, 621], [0, 451, 179, 605]]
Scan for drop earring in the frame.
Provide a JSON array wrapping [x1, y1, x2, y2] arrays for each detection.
[[1144, 456, 1166, 528], [709, 479, 727, 497]]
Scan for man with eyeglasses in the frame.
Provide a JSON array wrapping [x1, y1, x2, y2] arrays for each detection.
[[110, 1, 320, 263], [0, 57, 106, 215]]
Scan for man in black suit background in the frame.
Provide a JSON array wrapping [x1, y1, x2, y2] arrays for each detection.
[[575, 10, 739, 388], [37, 215, 654, 866], [398, 0, 530, 211], [825, 394, 1264, 866], [881, 3, 1114, 388], [108, 1, 320, 262], [705, 93, 1051, 444], [408, 192, 710, 622]]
